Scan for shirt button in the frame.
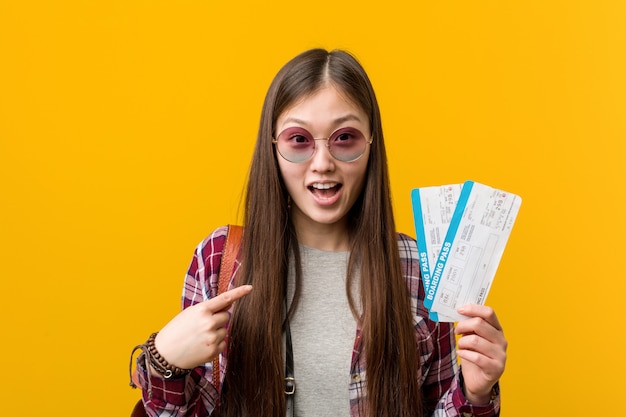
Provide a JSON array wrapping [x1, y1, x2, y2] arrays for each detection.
[[462, 413, 473, 417], [351, 374, 361, 382]]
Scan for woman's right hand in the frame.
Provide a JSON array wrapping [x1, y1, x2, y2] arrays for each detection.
[[154, 285, 253, 370]]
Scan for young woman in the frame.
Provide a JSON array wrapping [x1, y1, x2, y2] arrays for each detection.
[[133, 49, 507, 417]]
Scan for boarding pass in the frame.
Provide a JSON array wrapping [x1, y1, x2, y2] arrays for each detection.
[[411, 181, 522, 322]]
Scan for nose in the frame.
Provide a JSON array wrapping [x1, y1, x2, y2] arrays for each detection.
[[309, 140, 335, 172]]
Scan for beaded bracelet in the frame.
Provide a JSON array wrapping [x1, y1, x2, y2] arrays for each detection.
[[129, 332, 192, 387], [145, 332, 192, 379]]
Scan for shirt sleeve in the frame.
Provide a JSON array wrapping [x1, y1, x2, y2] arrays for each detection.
[[135, 226, 229, 417], [425, 331, 501, 416], [444, 375, 501, 417]]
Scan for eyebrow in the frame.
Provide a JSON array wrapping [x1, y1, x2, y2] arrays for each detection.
[[281, 114, 364, 127]]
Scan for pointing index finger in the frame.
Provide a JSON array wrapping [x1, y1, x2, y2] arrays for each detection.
[[208, 285, 253, 313]]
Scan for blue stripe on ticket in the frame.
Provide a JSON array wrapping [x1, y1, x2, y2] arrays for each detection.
[[425, 181, 474, 313], [410, 189, 433, 309]]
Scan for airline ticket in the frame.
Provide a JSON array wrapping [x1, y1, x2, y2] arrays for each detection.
[[411, 181, 522, 322]]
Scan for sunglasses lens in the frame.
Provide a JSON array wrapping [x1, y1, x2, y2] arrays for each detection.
[[328, 127, 367, 162], [275, 127, 315, 163]]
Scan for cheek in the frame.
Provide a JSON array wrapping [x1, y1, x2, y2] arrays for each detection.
[[277, 157, 292, 180], [350, 158, 370, 191], [277, 159, 303, 192]]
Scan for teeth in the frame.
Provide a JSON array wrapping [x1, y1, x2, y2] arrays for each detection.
[[311, 182, 337, 190]]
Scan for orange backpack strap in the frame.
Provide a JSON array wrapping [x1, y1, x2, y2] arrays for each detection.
[[212, 224, 243, 394]]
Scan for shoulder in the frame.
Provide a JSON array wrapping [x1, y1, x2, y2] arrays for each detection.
[[395, 232, 421, 290], [195, 224, 244, 265], [195, 225, 230, 256], [203, 225, 230, 243], [189, 226, 232, 274], [396, 232, 418, 261], [185, 225, 239, 291]]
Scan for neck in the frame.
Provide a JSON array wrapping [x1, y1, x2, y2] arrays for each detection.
[[291, 217, 350, 252]]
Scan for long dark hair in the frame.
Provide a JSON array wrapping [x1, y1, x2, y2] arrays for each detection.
[[220, 49, 423, 417]]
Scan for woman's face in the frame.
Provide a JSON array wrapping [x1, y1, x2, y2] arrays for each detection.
[[275, 84, 371, 238]]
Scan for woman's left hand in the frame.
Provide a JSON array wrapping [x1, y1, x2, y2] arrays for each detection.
[[454, 304, 507, 405]]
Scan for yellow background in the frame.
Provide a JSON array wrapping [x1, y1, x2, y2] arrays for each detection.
[[1, 1, 624, 415]]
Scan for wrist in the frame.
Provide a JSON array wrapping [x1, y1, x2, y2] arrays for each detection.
[[459, 372, 498, 406], [465, 387, 497, 405], [145, 332, 192, 379]]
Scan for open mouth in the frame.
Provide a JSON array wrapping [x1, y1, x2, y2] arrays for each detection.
[[308, 182, 342, 199]]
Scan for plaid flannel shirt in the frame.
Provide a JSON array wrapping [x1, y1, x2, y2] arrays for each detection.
[[137, 226, 500, 417]]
